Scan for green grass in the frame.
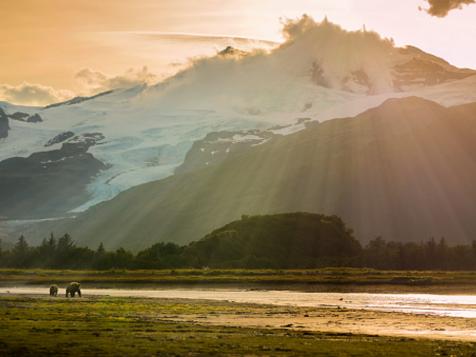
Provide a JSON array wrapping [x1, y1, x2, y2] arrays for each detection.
[[1, 295, 476, 356], [2, 268, 476, 292]]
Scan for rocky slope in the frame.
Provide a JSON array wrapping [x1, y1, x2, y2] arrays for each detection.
[[0, 108, 9, 139], [0, 134, 107, 219]]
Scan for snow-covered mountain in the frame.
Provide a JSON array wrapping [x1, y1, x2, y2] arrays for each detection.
[[1, 16, 476, 219], [20, 97, 476, 250]]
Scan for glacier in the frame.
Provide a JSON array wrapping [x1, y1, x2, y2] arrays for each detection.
[[1, 16, 476, 216]]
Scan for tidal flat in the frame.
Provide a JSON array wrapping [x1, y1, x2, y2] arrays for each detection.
[[1, 294, 476, 356]]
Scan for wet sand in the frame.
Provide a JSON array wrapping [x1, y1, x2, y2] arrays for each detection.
[[2, 286, 476, 341], [166, 306, 476, 342]]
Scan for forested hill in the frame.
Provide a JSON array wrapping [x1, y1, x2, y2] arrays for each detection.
[[182, 213, 361, 268]]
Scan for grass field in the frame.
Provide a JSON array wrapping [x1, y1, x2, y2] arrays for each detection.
[[2, 268, 476, 292], [1, 295, 476, 356]]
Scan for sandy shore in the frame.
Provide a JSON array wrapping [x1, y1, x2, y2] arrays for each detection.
[[161, 307, 476, 341]]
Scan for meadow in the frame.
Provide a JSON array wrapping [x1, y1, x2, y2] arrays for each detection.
[[3, 268, 476, 293], [1, 294, 476, 356]]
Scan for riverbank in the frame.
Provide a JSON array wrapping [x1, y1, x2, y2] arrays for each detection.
[[1, 294, 476, 356], [3, 268, 476, 293]]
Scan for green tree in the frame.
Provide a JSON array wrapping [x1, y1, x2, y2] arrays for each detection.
[[12, 235, 30, 267]]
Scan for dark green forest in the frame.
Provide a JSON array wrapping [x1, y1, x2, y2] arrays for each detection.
[[1, 213, 476, 270]]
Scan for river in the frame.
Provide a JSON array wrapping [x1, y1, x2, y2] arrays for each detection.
[[2, 286, 476, 318]]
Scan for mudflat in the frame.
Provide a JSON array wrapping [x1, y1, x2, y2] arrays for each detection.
[[1, 293, 476, 356]]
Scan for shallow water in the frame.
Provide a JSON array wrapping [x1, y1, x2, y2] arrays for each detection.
[[2, 286, 476, 318]]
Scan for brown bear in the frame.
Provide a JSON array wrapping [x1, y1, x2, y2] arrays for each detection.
[[65, 282, 81, 297], [49, 285, 58, 297]]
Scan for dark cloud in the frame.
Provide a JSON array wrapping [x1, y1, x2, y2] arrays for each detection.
[[424, 0, 475, 17]]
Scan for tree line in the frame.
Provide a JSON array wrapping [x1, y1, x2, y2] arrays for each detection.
[[1, 233, 476, 270]]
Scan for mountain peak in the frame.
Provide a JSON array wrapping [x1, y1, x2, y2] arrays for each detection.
[[279, 16, 475, 94], [146, 15, 475, 116]]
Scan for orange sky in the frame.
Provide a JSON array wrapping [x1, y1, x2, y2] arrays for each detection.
[[1, 0, 476, 105]]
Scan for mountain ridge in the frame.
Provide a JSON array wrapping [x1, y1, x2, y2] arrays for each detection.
[[16, 96, 476, 250]]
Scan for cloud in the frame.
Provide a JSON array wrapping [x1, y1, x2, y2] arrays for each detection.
[[423, 0, 475, 17], [135, 32, 277, 47], [0, 82, 74, 106], [0, 66, 160, 106], [144, 15, 400, 113], [75, 66, 158, 93]]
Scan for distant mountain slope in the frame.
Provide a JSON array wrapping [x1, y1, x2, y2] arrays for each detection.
[[0, 136, 107, 219], [27, 96, 476, 249], [1, 17, 476, 217]]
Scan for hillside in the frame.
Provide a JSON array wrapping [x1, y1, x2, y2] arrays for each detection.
[[181, 213, 361, 268], [22, 96, 476, 249]]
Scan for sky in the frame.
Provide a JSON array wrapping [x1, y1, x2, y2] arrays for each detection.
[[1, 0, 476, 105]]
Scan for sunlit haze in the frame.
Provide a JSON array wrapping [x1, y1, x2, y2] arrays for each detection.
[[3, 2, 476, 354], [2, 0, 476, 105]]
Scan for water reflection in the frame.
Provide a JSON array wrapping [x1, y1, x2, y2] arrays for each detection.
[[2, 287, 476, 318]]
